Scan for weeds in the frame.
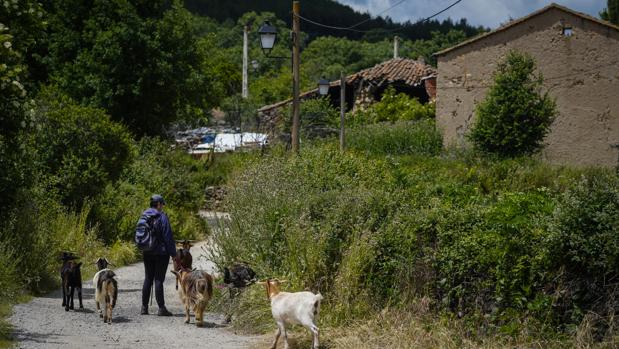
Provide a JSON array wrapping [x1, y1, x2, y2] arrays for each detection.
[[211, 139, 618, 345]]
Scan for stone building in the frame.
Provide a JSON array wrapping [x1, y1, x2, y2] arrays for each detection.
[[435, 3, 619, 167], [258, 58, 436, 133]]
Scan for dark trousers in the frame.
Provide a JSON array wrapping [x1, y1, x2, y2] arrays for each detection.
[[142, 253, 170, 308]]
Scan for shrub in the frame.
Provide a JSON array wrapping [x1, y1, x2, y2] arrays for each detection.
[[212, 140, 618, 340], [468, 51, 557, 157], [32, 87, 134, 207], [281, 97, 339, 138], [546, 172, 619, 329], [92, 137, 209, 242], [347, 119, 442, 156], [353, 86, 435, 124]]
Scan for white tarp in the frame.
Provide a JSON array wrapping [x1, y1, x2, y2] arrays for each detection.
[[189, 133, 268, 154]]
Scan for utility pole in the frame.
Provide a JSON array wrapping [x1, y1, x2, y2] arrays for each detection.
[[339, 72, 346, 152], [393, 36, 399, 59], [291, 1, 301, 153], [242, 24, 249, 99]]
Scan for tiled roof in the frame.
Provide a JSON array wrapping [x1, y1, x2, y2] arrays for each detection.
[[258, 58, 436, 112], [434, 3, 619, 57], [347, 57, 436, 87]]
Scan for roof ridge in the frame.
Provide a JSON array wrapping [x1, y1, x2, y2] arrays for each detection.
[[434, 3, 619, 57]]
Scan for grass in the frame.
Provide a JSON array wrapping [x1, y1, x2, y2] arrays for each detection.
[[208, 126, 618, 348]]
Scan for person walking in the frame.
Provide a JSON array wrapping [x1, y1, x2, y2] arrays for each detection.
[[136, 194, 177, 316]]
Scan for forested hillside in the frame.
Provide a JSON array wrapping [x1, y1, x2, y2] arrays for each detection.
[[185, 0, 485, 41]]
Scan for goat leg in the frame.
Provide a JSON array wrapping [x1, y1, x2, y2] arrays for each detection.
[[61, 275, 67, 307], [61, 282, 66, 308], [310, 324, 320, 349], [270, 325, 282, 349], [195, 305, 204, 327], [78, 287, 83, 309], [184, 302, 190, 324], [69, 286, 75, 310]]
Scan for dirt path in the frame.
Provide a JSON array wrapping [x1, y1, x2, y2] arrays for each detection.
[[9, 212, 257, 349]]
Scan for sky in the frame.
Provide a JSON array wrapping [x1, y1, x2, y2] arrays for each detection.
[[334, 0, 607, 28]]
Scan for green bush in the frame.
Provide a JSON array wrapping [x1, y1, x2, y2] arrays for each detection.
[[32, 87, 134, 207], [469, 51, 557, 157], [546, 172, 619, 328], [347, 119, 443, 156], [212, 142, 617, 339], [281, 97, 339, 138], [92, 137, 209, 242], [353, 86, 435, 124]]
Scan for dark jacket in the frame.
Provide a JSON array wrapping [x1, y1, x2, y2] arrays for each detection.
[[142, 208, 177, 257]]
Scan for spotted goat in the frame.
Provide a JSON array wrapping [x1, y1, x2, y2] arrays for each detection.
[[93, 258, 117, 323]]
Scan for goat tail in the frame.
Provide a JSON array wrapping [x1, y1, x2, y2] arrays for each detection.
[[314, 293, 323, 317], [101, 279, 118, 307], [207, 276, 213, 299], [196, 275, 214, 301]]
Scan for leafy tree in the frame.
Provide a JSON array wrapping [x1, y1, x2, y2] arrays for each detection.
[[0, 8, 38, 215], [38, 0, 226, 135], [469, 51, 556, 157], [32, 87, 134, 207], [600, 0, 619, 24]]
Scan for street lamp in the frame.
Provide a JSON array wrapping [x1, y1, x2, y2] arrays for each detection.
[[258, 2, 301, 153], [318, 78, 330, 96], [258, 21, 277, 56]]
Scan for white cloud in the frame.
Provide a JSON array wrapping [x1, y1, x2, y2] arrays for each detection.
[[335, 0, 606, 28]]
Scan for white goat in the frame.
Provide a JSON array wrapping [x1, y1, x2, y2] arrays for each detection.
[[258, 279, 323, 349]]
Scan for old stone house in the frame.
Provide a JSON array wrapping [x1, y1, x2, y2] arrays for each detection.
[[435, 3, 619, 167], [258, 58, 436, 133]]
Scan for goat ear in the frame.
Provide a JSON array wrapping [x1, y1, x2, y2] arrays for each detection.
[[77, 262, 82, 267]]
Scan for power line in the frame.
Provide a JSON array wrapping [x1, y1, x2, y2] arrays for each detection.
[[347, 0, 408, 29], [420, 0, 463, 22], [295, 0, 465, 34]]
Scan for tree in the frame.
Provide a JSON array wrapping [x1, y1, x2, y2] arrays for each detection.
[[469, 51, 556, 157], [0, 2, 41, 215], [38, 0, 226, 136], [600, 0, 619, 25], [32, 87, 134, 207]]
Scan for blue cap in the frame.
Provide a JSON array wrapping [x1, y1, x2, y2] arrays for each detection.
[[150, 194, 166, 206]]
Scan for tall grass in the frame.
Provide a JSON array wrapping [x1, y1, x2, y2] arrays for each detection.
[[210, 140, 618, 345], [347, 119, 443, 156]]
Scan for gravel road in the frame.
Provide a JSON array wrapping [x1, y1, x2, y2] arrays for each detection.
[[9, 212, 257, 349]]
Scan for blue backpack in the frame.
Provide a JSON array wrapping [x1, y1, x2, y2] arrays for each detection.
[[135, 212, 161, 252]]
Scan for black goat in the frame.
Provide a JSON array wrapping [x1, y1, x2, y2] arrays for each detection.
[[222, 262, 256, 323], [223, 262, 257, 289], [60, 259, 83, 311]]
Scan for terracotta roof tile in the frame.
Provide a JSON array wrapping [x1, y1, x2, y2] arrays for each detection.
[[259, 58, 436, 112]]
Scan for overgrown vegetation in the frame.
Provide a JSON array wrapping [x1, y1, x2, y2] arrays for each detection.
[[211, 136, 618, 346], [469, 51, 557, 157], [347, 119, 442, 156], [353, 86, 436, 125]]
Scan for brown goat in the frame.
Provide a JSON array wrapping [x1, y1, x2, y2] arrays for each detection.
[[171, 267, 213, 327], [173, 240, 193, 290]]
